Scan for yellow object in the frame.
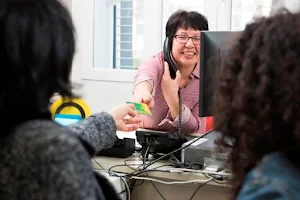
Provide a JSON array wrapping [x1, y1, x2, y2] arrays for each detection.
[[49, 97, 91, 119]]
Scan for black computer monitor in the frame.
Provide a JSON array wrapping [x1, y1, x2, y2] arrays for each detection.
[[199, 31, 240, 117]]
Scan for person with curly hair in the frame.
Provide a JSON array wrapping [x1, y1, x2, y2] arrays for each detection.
[[213, 11, 300, 199]]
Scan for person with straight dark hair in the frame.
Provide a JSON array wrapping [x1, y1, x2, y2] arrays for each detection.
[[213, 10, 300, 200], [132, 9, 213, 134], [0, 0, 141, 199]]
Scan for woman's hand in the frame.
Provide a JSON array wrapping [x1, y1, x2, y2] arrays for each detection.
[[133, 93, 155, 110], [109, 104, 141, 131], [133, 81, 155, 110], [161, 62, 181, 107]]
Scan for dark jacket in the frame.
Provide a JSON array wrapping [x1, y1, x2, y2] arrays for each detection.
[[0, 112, 120, 200]]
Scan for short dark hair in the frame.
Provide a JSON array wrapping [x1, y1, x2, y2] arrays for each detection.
[[165, 10, 209, 50], [213, 10, 300, 198], [0, 0, 75, 133]]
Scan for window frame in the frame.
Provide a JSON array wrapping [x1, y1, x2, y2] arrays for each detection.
[[71, 0, 231, 82]]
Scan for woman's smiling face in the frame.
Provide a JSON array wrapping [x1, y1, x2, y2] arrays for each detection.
[[171, 27, 201, 68]]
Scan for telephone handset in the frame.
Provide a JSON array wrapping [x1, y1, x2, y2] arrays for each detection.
[[163, 37, 184, 136], [163, 37, 177, 79]]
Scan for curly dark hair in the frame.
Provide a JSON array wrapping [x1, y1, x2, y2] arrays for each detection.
[[213, 11, 300, 198]]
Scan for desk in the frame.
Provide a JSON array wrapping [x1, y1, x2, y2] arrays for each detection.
[[93, 153, 231, 200]]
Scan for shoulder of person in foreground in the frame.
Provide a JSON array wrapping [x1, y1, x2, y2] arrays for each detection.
[[237, 152, 300, 200], [4, 120, 108, 200]]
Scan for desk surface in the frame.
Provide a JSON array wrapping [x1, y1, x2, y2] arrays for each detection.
[[97, 131, 233, 200], [93, 153, 231, 191]]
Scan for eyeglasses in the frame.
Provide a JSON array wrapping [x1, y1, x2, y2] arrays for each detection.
[[174, 35, 201, 44]]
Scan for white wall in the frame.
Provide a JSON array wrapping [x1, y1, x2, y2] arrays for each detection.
[[285, 0, 300, 13], [73, 80, 133, 113]]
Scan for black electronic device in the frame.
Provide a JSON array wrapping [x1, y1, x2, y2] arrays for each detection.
[[97, 137, 135, 158], [199, 31, 240, 117], [181, 130, 231, 171], [136, 128, 187, 159], [163, 37, 177, 79]]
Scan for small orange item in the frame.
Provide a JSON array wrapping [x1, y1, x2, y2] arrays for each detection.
[[205, 116, 214, 132]]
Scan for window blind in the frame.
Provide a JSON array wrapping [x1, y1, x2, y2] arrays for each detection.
[[115, 0, 144, 69]]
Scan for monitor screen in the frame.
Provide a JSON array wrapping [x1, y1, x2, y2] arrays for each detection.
[[199, 31, 240, 117]]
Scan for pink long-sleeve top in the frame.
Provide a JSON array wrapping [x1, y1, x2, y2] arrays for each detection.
[[132, 51, 208, 134]]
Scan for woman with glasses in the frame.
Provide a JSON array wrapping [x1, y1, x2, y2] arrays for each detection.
[[132, 10, 212, 134]]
